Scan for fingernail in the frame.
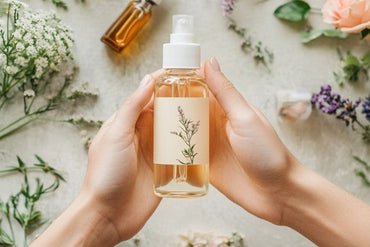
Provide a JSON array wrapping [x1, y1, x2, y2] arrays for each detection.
[[139, 74, 151, 87], [209, 57, 220, 71]]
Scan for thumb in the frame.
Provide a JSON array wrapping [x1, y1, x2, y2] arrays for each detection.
[[204, 57, 251, 119], [110, 74, 154, 135]]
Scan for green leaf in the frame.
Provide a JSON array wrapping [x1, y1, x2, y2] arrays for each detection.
[[300, 29, 348, 43], [274, 0, 311, 22], [299, 30, 322, 43], [322, 29, 348, 39], [333, 72, 344, 86], [362, 53, 370, 68], [355, 169, 370, 186], [0, 228, 14, 246], [361, 28, 370, 39], [353, 156, 370, 171]]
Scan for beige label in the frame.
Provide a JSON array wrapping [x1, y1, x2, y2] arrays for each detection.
[[154, 97, 209, 165]]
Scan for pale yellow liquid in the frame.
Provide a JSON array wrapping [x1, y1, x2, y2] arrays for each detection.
[[153, 69, 209, 198]]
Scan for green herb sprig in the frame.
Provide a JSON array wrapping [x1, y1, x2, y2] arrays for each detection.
[[334, 49, 370, 86], [0, 155, 65, 247], [228, 20, 274, 70], [353, 156, 370, 187]]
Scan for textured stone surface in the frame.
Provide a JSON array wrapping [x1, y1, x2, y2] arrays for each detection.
[[1, 0, 370, 246]]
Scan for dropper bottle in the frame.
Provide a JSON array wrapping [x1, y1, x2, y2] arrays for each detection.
[[153, 15, 209, 198], [101, 0, 161, 52]]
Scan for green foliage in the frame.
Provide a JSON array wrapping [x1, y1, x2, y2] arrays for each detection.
[[334, 49, 370, 85], [361, 28, 370, 39], [228, 20, 273, 70], [300, 29, 348, 43], [274, 0, 311, 22], [0, 155, 65, 246]]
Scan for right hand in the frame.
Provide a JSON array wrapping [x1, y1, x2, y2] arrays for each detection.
[[204, 57, 297, 225]]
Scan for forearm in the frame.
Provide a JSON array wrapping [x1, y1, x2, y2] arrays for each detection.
[[282, 160, 370, 247], [30, 194, 120, 247]]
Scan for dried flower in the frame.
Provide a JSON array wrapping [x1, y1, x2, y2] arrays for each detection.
[[171, 106, 200, 165], [312, 85, 370, 143], [178, 231, 245, 247], [362, 96, 370, 121], [311, 85, 344, 114], [221, 0, 237, 16], [23, 89, 35, 98], [337, 99, 361, 127]]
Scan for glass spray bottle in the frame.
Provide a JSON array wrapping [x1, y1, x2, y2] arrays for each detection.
[[101, 0, 161, 52], [153, 15, 209, 197]]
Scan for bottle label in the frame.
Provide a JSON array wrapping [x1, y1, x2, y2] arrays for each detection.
[[154, 97, 209, 165]]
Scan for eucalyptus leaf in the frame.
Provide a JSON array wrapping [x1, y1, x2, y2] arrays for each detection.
[[274, 0, 311, 22], [300, 29, 348, 43], [322, 29, 348, 38], [299, 30, 322, 43]]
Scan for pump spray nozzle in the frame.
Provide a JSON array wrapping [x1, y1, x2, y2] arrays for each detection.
[[163, 15, 200, 69]]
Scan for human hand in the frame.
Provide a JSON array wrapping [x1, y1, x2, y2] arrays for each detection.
[[204, 58, 296, 225], [79, 70, 164, 242]]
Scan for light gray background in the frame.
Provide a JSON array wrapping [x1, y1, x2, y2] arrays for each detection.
[[1, 0, 370, 246]]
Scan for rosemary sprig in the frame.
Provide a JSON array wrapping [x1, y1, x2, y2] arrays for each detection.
[[353, 156, 370, 187], [0, 155, 65, 247], [228, 19, 274, 70]]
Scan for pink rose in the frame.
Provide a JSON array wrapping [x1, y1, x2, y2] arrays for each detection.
[[322, 0, 370, 33]]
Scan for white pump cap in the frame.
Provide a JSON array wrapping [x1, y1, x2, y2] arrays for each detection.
[[162, 15, 200, 69]]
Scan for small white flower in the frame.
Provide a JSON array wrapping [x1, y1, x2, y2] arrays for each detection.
[[35, 57, 48, 68], [0, 53, 6, 67], [13, 30, 22, 39], [23, 89, 35, 98], [35, 67, 43, 78], [15, 42, 25, 52], [26, 45, 37, 57], [5, 65, 18, 75], [14, 56, 28, 67]]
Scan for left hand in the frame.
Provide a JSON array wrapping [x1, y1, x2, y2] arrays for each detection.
[[80, 70, 163, 241]]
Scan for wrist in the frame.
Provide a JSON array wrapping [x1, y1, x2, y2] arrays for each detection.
[[31, 193, 120, 247]]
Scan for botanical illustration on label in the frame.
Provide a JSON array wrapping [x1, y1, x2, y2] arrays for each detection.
[[170, 106, 200, 165], [154, 97, 209, 165]]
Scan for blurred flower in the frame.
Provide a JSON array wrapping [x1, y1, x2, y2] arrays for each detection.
[[322, 0, 370, 33], [362, 96, 370, 121], [23, 89, 35, 98], [311, 85, 344, 114], [221, 0, 236, 16], [312, 85, 370, 144], [337, 99, 361, 127]]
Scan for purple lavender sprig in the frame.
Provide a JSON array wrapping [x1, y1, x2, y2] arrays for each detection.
[[311, 85, 370, 143], [363, 96, 370, 121], [221, 0, 237, 16]]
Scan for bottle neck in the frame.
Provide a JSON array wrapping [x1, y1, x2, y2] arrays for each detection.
[[164, 68, 198, 76], [134, 0, 155, 14]]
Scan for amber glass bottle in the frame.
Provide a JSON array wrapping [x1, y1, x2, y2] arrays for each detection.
[[101, 0, 161, 52]]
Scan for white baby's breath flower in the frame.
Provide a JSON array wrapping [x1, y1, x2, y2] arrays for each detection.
[[15, 42, 25, 52], [26, 45, 37, 57], [0, 53, 6, 67], [35, 57, 48, 68], [14, 56, 28, 67], [23, 89, 35, 98], [5, 65, 18, 75], [13, 30, 22, 39]]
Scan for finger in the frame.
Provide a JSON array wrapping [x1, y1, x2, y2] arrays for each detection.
[[204, 57, 254, 119], [111, 74, 155, 134]]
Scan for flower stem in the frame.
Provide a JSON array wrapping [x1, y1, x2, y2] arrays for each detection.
[[6, 212, 15, 243], [0, 116, 37, 140]]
